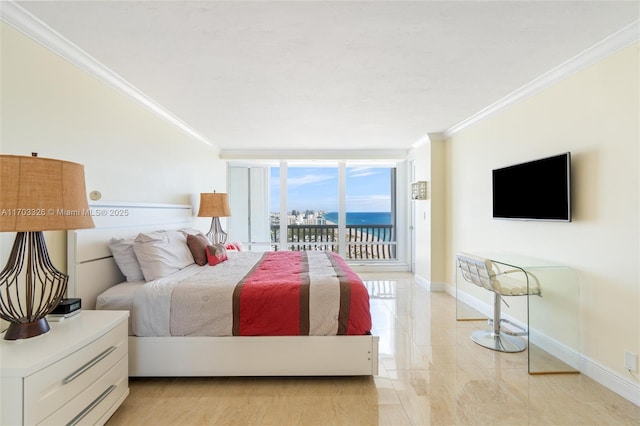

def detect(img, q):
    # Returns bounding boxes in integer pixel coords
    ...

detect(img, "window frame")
[227,159,409,268]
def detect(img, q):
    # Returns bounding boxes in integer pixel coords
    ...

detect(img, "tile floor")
[107,272,639,425]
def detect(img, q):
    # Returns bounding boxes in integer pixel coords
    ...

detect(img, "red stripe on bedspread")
[235,251,304,336]
[327,252,372,335]
[233,251,371,336]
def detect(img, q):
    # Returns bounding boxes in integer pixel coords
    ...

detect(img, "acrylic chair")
[456,252,541,353]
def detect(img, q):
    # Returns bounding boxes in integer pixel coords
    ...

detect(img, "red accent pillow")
[206,243,228,266]
[225,242,241,251]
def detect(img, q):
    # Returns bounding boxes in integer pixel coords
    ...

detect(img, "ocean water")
[324,212,391,225]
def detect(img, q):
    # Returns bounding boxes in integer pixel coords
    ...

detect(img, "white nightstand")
[1,310,129,425]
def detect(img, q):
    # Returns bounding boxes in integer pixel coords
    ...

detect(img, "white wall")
[411,143,431,281]
[1,23,227,271]
[411,139,446,287]
[444,43,639,390]
[431,141,446,285]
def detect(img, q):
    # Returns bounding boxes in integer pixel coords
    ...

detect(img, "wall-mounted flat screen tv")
[492,152,571,222]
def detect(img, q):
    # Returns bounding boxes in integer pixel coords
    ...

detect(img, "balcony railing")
[270,224,396,260]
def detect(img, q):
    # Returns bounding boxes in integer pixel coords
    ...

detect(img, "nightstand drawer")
[41,355,128,426]
[24,320,127,425]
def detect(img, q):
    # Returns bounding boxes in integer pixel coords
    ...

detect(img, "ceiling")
[10,1,640,154]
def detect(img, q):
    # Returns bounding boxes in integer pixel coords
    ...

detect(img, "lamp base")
[1,231,67,341]
[205,216,228,245]
[3,318,50,340]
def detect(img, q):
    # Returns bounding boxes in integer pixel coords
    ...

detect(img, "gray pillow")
[133,230,194,281]
[108,236,145,282]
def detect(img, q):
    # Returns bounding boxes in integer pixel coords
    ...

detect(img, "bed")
[67,202,379,377]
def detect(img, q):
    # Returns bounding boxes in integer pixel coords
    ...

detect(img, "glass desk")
[456,252,579,374]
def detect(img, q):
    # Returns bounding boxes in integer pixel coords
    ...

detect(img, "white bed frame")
[67,202,379,377]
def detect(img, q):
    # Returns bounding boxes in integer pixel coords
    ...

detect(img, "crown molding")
[427,133,445,143]
[410,134,430,149]
[4,1,636,149]
[0,1,216,151]
[220,149,409,161]
[443,19,640,138]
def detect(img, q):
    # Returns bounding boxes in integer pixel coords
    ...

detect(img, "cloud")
[287,173,335,188]
[348,167,379,178]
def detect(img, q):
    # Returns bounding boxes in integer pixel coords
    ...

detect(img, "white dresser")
[1,310,129,425]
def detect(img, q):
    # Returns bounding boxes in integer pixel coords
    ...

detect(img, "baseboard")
[528,328,580,371]
[430,281,447,291]
[350,263,411,273]
[452,286,493,318]
[455,288,579,367]
[580,355,640,407]
[414,275,446,292]
[451,285,640,407]
[443,283,456,298]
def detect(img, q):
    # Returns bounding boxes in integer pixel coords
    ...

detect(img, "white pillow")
[108,237,145,282]
[133,230,194,281]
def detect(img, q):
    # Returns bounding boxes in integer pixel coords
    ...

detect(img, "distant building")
[273,210,327,226]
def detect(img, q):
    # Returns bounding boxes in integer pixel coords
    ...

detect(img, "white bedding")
[97,250,371,338]
[95,279,141,335]
[97,252,259,336]
[136,252,261,336]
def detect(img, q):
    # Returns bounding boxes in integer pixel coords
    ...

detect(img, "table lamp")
[0,154,94,340]
[197,192,231,244]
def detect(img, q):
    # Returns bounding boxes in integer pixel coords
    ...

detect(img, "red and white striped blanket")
[131,251,372,337]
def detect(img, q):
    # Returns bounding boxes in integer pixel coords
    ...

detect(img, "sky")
[270,166,392,213]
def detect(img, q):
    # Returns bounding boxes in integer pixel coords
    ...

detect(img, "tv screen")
[492,152,571,221]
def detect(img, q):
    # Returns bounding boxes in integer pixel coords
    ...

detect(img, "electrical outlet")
[624,351,638,372]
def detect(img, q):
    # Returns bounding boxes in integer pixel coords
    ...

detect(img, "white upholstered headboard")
[67,202,194,309]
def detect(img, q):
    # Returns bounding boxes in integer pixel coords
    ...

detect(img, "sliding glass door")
[345,165,396,260]
[227,166,272,251]
[228,160,402,263]
[283,164,340,252]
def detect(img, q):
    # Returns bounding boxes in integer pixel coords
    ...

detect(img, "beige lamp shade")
[0,154,95,231]
[197,193,231,218]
